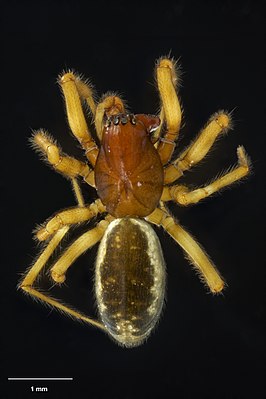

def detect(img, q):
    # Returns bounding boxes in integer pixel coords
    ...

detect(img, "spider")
[19,57,250,347]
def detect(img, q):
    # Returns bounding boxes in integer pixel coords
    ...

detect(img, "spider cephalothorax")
[20,57,250,347]
[95,113,163,217]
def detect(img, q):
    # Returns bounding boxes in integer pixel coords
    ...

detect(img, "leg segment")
[164,111,231,184]
[19,221,110,330]
[50,219,109,283]
[156,58,182,165]
[60,72,99,166]
[32,129,95,186]
[71,177,85,207]
[72,73,97,115]
[36,199,106,241]
[146,208,225,293]
[162,146,250,205]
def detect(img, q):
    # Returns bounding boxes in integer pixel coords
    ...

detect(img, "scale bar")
[8,378,73,381]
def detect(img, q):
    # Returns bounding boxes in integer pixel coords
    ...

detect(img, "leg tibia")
[71,177,85,207]
[59,71,96,115]
[20,224,106,330]
[162,146,250,205]
[36,199,106,241]
[164,111,231,184]
[20,227,69,288]
[60,72,98,166]
[50,219,109,283]
[162,216,225,293]
[156,58,182,165]
[146,208,224,293]
[73,76,96,115]
[32,130,94,185]
[156,58,181,134]
[22,286,105,330]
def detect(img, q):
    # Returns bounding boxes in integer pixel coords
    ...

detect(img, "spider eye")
[120,115,129,124]
[129,114,136,125]
[104,118,111,127]
[113,115,120,125]
[104,113,131,127]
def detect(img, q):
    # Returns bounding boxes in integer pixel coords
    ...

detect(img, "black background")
[1,1,265,398]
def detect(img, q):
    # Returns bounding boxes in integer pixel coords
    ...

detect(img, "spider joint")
[84,144,98,154]
[60,72,76,84]
[160,137,175,145]
[214,112,230,130]
[51,269,66,284]
[170,185,189,205]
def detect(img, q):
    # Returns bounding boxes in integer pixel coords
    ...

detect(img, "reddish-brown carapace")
[95,113,163,217]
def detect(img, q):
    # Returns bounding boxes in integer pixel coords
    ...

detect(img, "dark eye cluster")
[104,114,136,127]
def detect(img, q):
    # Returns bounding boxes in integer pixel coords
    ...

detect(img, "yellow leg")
[19,225,106,330]
[32,129,95,186]
[71,73,97,115]
[146,208,225,293]
[162,146,250,205]
[156,58,182,165]
[71,177,85,207]
[59,72,99,166]
[164,111,231,184]
[94,94,126,139]
[36,199,106,241]
[50,219,109,283]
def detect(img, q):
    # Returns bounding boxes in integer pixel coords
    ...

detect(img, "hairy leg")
[162,146,250,205]
[35,199,106,241]
[146,207,225,293]
[164,111,231,184]
[50,219,110,283]
[60,72,99,166]
[32,129,95,186]
[156,58,182,165]
[19,220,110,329]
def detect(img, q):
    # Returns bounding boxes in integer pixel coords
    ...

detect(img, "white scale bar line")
[8,377,73,381]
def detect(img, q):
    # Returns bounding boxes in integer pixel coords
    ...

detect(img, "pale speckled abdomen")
[95,218,166,347]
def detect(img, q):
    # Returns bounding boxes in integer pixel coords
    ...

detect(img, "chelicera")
[20,57,250,347]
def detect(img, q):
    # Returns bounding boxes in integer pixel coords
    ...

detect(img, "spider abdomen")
[95,218,166,347]
[94,114,164,218]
